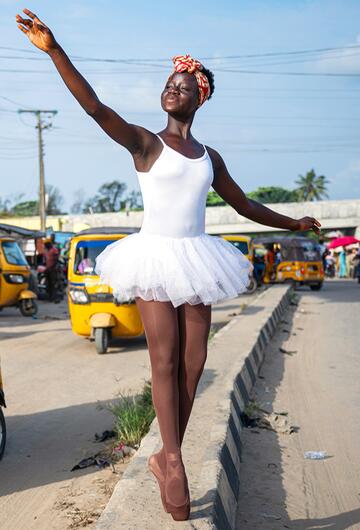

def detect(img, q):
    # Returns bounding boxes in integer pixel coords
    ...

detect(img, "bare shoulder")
[131,125,163,172]
[131,125,160,155]
[131,124,162,159]
[205,145,226,171]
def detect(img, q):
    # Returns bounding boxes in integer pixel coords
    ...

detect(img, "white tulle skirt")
[95,232,253,308]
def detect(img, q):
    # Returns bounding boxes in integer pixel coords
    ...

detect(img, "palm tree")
[295,169,330,201]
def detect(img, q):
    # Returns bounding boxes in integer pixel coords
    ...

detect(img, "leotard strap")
[156,134,207,158]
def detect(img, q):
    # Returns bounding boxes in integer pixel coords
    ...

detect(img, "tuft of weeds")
[108,379,155,449]
[208,326,217,342]
[243,399,262,417]
[289,291,299,306]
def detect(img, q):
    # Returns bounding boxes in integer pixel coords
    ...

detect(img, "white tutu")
[95,232,253,308]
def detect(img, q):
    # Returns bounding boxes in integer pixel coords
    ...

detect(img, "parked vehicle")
[0,237,38,316]
[220,235,258,293]
[67,228,144,354]
[254,235,324,290]
[0,360,6,460]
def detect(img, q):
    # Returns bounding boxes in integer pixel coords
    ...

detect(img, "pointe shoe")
[147,450,170,513]
[164,452,190,521]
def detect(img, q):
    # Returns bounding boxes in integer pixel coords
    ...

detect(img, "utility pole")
[18,109,57,232]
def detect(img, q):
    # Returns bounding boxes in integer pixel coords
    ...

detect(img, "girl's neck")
[164,114,195,140]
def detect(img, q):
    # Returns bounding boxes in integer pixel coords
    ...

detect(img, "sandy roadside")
[236,280,360,530]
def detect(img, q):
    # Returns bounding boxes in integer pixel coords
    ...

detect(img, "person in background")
[253,250,266,286]
[265,245,275,281]
[274,246,282,268]
[338,246,347,278]
[44,241,60,302]
[352,247,360,282]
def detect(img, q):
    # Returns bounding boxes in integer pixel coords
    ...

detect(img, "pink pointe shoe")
[147,450,170,513]
[164,451,190,521]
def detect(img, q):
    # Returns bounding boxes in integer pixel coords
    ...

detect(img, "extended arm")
[16,8,152,155]
[207,147,321,234]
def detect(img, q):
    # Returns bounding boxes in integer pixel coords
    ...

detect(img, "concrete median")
[95,284,292,530]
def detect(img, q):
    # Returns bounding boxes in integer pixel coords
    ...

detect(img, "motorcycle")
[36,259,66,301]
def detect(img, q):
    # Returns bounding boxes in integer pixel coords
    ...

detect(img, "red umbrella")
[327,236,360,249]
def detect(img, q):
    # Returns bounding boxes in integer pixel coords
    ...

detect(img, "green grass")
[108,379,155,448]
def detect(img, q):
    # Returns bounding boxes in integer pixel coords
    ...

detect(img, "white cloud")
[94,78,162,114]
[315,35,360,74]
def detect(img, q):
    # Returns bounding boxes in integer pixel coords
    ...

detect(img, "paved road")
[236,280,360,530]
[0,289,259,529]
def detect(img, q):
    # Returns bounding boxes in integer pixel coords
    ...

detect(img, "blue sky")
[1,0,360,211]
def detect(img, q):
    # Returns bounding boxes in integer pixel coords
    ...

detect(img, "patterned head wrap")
[170,54,211,107]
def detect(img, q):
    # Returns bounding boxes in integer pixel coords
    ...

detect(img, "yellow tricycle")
[0,236,38,316]
[254,235,324,290]
[68,228,144,354]
[221,234,257,293]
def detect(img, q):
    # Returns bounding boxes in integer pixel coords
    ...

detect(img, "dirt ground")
[0,290,259,530]
[236,280,360,530]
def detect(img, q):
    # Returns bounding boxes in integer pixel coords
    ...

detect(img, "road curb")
[95,285,292,530]
[201,286,291,530]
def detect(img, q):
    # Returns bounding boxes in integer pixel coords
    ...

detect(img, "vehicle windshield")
[298,241,321,261]
[228,240,249,255]
[74,240,116,275]
[1,240,28,266]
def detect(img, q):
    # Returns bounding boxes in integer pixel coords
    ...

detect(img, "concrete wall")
[1,199,360,236]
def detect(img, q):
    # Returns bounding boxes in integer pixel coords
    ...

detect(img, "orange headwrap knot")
[171,54,211,107]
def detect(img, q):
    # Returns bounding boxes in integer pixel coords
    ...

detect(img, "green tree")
[125,190,143,210]
[84,181,127,213]
[295,169,329,201]
[206,191,226,207]
[11,200,39,216]
[247,186,300,204]
[46,185,64,215]
[0,198,11,216]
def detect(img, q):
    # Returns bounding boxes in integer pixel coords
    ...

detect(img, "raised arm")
[207,147,321,234]
[15,8,152,155]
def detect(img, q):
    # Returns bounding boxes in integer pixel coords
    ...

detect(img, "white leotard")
[136,134,214,238]
[95,133,252,307]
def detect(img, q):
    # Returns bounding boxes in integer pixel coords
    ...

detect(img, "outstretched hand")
[294,216,322,235]
[16,8,57,53]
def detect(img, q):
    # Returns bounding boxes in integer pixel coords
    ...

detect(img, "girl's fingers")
[23,8,47,27]
[16,17,33,27]
[17,24,29,34]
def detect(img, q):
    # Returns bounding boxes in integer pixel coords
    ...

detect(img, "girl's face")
[161,72,199,115]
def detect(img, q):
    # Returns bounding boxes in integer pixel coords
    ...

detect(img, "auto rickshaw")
[253,235,324,290]
[221,234,257,293]
[68,227,144,354]
[0,360,6,460]
[0,237,38,316]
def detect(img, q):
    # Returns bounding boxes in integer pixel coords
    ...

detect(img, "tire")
[94,328,110,354]
[246,276,258,294]
[19,299,38,317]
[310,282,323,291]
[0,408,6,461]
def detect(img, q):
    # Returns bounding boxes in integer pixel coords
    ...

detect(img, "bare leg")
[135,297,181,453]
[178,302,212,445]
[135,297,188,513]
[156,302,211,461]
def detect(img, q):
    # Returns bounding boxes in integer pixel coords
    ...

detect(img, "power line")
[2,43,359,62]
